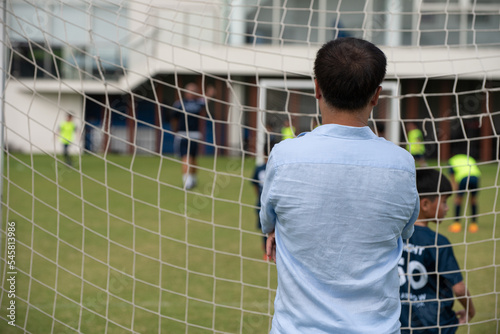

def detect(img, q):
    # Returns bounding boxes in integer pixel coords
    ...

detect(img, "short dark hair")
[314,37,387,110]
[416,169,452,199]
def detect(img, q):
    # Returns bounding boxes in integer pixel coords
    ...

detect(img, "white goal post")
[256,79,400,165]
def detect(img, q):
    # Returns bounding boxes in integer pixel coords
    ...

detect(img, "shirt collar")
[311,124,378,140]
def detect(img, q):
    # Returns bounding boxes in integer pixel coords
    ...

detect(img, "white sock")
[184,174,196,189]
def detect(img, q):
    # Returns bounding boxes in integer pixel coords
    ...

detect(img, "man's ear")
[314,78,322,100]
[370,86,383,106]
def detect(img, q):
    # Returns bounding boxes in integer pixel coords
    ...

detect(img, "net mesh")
[0,1,499,333]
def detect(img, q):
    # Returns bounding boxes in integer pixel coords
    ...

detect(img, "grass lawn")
[0,153,498,333]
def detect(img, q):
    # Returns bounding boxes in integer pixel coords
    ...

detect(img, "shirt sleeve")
[402,173,420,239]
[259,154,277,234]
[438,237,463,286]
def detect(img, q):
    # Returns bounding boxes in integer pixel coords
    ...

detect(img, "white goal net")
[0,0,499,333]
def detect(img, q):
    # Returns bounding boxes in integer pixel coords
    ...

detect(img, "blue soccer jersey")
[399,225,463,334]
[251,163,266,208]
[173,98,206,133]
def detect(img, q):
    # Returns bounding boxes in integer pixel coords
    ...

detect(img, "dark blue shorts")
[458,176,479,196]
[177,137,198,157]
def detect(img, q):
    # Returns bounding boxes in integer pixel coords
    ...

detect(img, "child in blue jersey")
[251,162,267,259]
[251,137,277,260]
[399,169,475,333]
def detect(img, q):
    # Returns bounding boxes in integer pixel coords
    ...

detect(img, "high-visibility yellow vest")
[281,126,295,140]
[449,154,481,183]
[406,128,425,155]
[60,121,76,144]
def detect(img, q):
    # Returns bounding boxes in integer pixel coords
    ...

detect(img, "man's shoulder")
[271,130,416,171]
[385,139,417,166]
[269,134,309,156]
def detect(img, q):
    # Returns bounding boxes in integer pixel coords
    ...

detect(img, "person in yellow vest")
[448,154,481,233]
[406,122,427,166]
[59,113,77,166]
[281,119,295,140]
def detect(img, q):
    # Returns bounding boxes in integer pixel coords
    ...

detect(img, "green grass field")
[0,153,498,333]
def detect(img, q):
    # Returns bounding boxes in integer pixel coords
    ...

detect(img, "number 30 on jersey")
[398,257,428,289]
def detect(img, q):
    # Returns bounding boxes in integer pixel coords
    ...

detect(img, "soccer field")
[1,153,276,333]
[0,153,498,333]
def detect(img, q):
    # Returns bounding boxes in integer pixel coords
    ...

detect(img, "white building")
[4,0,500,160]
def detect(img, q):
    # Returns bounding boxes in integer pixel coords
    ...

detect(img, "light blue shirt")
[260,124,419,334]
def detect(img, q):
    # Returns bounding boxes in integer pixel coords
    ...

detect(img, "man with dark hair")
[314,38,387,110]
[260,37,419,333]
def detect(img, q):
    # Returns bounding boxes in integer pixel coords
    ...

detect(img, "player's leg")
[454,194,462,221]
[470,195,478,221]
[448,194,463,232]
[181,155,189,179]
[179,138,193,189]
[63,143,72,166]
[449,178,466,233]
[183,155,196,189]
[468,176,479,233]
[187,141,199,189]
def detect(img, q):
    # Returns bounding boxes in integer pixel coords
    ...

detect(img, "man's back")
[260,124,419,333]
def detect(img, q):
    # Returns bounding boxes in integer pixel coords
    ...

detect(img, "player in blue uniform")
[251,137,278,260]
[251,163,267,258]
[399,169,475,333]
[172,83,214,189]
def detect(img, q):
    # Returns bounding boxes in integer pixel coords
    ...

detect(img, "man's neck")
[323,112,369,127]
[321,107,371,127]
